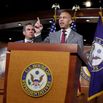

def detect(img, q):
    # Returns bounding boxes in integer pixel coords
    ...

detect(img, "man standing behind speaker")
[18,17,43,43]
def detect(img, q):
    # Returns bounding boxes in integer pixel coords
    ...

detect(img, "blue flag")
[88,15,103,101]
[49,19,56,33]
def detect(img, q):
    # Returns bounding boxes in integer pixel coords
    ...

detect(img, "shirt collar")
[61,27,71,40]
[24,38,33,43]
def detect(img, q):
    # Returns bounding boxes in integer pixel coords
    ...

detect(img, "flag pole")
[72,4,83,97]
[52,3,60,22]
[99,6,103,22]
[72,5,80,21]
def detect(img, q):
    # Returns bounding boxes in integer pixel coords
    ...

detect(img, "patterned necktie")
[61,29,66,43]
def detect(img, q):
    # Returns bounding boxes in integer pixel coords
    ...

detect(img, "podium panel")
[6,50,70,103]
[3,43,81,103]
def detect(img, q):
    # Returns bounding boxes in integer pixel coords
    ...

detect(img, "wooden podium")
[3,42,82,103]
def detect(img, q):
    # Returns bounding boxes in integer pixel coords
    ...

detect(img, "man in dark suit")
[18,17,43,43]
[44,10,83,54]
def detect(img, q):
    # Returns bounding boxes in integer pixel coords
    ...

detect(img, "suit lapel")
[56,31,61,43]
[51,30,61,43]
[66,30,74,43]
[23,40,25,43]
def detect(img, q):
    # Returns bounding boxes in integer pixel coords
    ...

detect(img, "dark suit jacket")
[17,35,42,43]
[44,29,83,54]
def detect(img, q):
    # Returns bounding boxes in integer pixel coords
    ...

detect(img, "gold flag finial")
[52,3,60,22]
[72,5,80,20]
[99,6,103,22]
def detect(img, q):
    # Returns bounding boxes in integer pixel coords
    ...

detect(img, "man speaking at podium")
[44,10,83,54]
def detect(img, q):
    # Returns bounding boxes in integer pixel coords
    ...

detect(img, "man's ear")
[69,20,73,24]
[23,31,25,36]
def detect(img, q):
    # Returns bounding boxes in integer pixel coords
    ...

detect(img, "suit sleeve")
[43,36,50,43]
[77,35,84,56]
[33,35,42,43]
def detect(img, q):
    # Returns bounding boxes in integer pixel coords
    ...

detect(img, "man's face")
[91,42,103,66]
[59,12,72,29]
[23,25,35,39]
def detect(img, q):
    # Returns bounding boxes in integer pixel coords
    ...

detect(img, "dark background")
[0,0,102,16]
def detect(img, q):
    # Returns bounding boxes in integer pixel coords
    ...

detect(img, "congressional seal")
[21,63,53,97]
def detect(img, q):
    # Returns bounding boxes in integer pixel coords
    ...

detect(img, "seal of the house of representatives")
[21,63,53,97]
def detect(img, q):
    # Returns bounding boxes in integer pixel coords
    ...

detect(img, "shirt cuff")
[34,33,41,37]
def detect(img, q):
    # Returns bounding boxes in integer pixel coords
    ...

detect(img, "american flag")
[70,20,77,31]
[49,19,56,33]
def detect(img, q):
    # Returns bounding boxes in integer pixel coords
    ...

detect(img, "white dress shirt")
[24,38,33,43]
[60,27,71,42]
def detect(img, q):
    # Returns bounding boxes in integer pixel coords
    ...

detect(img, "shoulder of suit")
[16,40,23,42]
[49,30,60,35]
[71,29,83,37]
